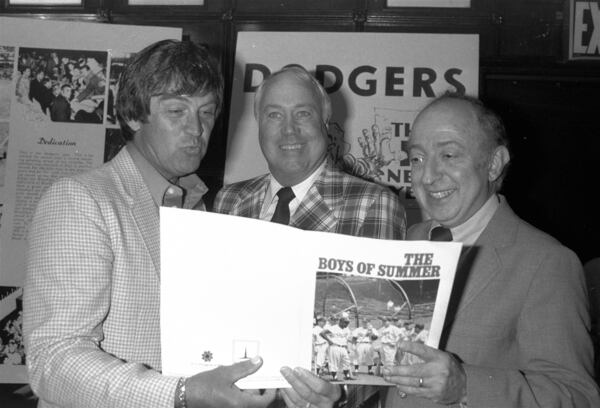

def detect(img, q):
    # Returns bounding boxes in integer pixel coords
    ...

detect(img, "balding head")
[408,93,510,227]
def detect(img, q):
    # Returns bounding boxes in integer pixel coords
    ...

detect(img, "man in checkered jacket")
[24,39,281,408]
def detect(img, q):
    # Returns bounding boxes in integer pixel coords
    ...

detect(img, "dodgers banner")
[225,32,479,199]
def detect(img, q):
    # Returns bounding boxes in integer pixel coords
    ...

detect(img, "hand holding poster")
[160,208,462,388]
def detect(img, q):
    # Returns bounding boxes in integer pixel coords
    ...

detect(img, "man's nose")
[186,111,203,136]
[422,158,441,184]
[282,116,297,136]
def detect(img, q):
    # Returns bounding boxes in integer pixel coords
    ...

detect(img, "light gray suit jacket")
[385,197,599,407]
[24,148,179,408]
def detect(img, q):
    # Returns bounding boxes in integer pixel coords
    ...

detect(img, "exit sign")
[569,0,600,59]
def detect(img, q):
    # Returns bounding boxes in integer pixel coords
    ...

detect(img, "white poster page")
[225,32,478,199]
[160,208,462,388]
[0,16,181,383]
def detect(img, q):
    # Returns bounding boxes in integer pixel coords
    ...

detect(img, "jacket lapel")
[292,163,338,232]
[419,200,516,348]
[114,148,161,278]
[236,176,269,219]
[132,193,161,277]
[453,199,515,315]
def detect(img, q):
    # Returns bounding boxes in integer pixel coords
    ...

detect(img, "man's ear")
[488,145,510,183]
[126,120,141,133]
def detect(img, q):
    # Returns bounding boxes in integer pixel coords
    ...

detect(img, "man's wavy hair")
[116,39,224,140]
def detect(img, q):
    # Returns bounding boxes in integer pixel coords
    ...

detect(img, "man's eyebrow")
[262,102,317,110]
[435,140,463,148]
[155,94,214,103]
[154,93,188,101]
[199,100,217,107]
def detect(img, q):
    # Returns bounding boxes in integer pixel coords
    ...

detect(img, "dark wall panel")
[484,75,600,264]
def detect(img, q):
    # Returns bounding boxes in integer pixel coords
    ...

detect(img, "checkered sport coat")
[24,147,180,408]
[213,161,406,240]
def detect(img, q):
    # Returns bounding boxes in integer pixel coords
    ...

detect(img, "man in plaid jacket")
[213,65,406,407]
[214,66,405,240]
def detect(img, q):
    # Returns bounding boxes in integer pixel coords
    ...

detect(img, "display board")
[0,15,181,383]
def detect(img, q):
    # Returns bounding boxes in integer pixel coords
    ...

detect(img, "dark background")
[1,0,599,404]
[3,0,597,262]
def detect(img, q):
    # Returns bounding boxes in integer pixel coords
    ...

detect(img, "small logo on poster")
[202,351,213,362]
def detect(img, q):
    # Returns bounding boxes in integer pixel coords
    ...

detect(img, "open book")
[160,208,461,389]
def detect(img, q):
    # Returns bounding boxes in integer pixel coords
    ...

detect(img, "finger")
[225,356,264,383]
[382,372,425,389]
[279,386,303,407]
[281,366,340,402]
[396,340,437,361]
[382,364,424,379]
[293,367,340,398]
[281,367,311,398]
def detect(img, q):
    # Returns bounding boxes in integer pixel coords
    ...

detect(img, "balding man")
[382,93,599,407]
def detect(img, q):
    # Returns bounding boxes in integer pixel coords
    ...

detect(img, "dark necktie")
[430,226,453,241]
[270,187,295,225]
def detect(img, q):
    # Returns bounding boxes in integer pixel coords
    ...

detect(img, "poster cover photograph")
[312,270,441,385]
[160,208,462,388]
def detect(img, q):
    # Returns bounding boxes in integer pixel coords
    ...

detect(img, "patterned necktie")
[430,226,453,241]
[270,187,295,225]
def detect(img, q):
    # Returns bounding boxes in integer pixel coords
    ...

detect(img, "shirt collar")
[265,159,327,207]
[432,194,500,245]
[126,143,207,209]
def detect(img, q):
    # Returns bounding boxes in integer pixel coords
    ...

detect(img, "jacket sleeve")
[24,179,178,408]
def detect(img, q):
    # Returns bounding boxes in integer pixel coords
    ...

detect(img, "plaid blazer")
[213,161,406,240]
[24,147,180,408]
[384,197,600,408]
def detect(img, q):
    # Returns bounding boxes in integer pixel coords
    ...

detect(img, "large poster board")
[0,16,181,383]
[160,208,462,388]
[225,32,479,200]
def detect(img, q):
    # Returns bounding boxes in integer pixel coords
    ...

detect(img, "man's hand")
[383,341,466,405]
[279,366,341,408]
[185,356,276,408]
